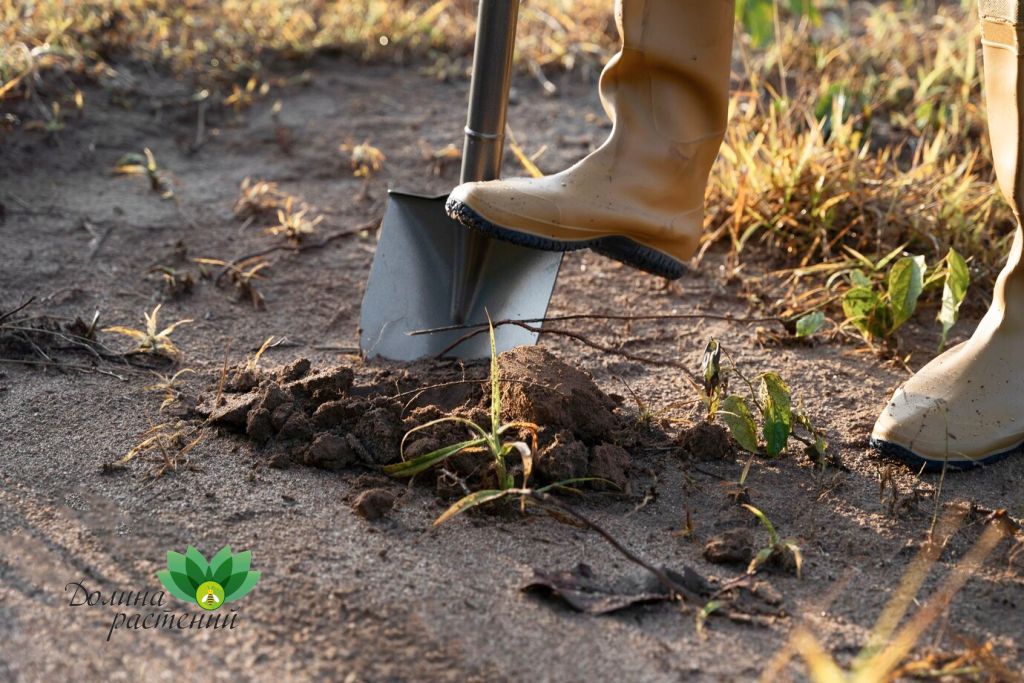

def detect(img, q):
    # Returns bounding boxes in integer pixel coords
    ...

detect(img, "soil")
[1,56,1023,682]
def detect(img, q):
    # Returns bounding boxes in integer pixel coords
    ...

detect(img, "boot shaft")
[981,1,1024,214]
[599,0,735,145]
[980,1,1024,301]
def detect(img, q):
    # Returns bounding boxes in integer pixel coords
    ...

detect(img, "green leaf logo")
[157,546,260,609]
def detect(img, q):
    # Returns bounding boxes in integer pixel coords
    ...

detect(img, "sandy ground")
[1,57,1023,682]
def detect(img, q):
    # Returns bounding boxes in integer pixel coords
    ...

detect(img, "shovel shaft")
[460,0,519,183]
[451,0,520,322]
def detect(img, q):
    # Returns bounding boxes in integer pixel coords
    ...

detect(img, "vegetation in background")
[2,1,1007,349]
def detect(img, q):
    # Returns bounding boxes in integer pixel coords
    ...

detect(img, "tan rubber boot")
[871,0,1024,470]
[445,0,735,279]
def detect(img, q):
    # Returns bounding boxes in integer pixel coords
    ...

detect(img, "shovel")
[359,0,563,361]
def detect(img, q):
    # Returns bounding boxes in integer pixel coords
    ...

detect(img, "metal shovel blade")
[359,190,562,361]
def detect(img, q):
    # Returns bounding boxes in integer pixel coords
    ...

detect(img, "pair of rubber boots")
[445,0,1024,470]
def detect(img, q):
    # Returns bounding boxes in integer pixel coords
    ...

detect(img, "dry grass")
[1,0,1015,316]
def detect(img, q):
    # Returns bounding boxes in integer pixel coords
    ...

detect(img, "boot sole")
[446,198,687,280]
[869,436,1023,472]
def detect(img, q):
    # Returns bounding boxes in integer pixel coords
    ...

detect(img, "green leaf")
[488,314,501,442]
[743,504,780,546]
[434,489,513,526]
[759,373,792,457]
[794,311,826,338]
[737,0,775,47]
[719,395,760,454]
[938,248,969,349]
[223,571,261,602]
[748,546,775,575]
[383,437,486,477]
[157,569,195,603]
[696,600,724,637]
[795,410,827,457]
[185,546,210,584]
[848,268,872,287]
[209,546,233,585]
[167,550,188,577]
[887,255,925,331]
[842,286,889,339]
[701,339,722,395]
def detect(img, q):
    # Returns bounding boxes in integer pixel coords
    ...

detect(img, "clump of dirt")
[675,421,735,462]
[703,527,755,566]
[198,346,655,495]
[352,488,396,521]
[499,346,619,444]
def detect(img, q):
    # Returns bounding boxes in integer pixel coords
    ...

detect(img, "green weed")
[701,339,827,458]
[384,317,593,525]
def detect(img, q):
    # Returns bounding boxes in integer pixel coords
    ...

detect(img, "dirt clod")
[351,406,403,465]
[703,528,755,565]
[305,433,356,471]
[589,443,631,491]
[676,421,734,461]
[352,488,396,521]
[499,346,618,444]
[535,430,589,483]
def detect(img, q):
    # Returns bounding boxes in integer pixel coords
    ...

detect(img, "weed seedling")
[194,257,270,309]
[233,177,290,221]
[266,197,322,245]
[385,318,593,524]
[104,304,192,358]
[700,338,827,459]
[743,503,803,578]
[839,246,970,349]
[114,148,173,199]
[149,265,195,298]
[145,368,195,412]
[342,140,386,179]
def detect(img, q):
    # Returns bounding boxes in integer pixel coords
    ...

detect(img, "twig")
[0,357,128,380]
[411,312,788,337]
[436,320,702,387]
[0,297,35,324]
[528,491,701,602]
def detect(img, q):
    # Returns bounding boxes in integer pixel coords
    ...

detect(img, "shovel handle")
[460,0,519,183]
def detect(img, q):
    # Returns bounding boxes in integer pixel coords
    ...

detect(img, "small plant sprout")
[146,368,195,412]
[244,336,274,374]
[233,177,290,221]
[148,265,195,298]
[114,148,173,199]
[104,304,193,358]
[193,257,270,309]
[222,76,266,113]
[742,504,803,578]
[839,246,970,348]
[108,420,204,477]
[265,197,323,245]
[385,317,593,525]
[342,140,386,179]
[700,339,827,459]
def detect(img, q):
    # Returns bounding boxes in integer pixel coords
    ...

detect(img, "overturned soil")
[2,56,1023,682]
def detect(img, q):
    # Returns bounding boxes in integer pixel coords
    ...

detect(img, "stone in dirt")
[352,488,396,521]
